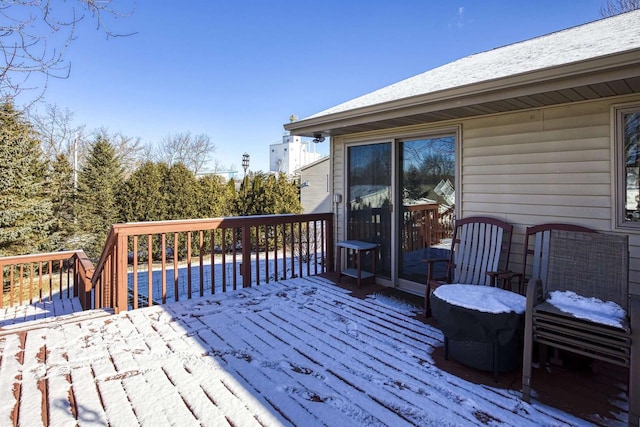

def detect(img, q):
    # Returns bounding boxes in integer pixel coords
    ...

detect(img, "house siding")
[299,158,331,214]
[331,95,640,295]
[462,96,640,295]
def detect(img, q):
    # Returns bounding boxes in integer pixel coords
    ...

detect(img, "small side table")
[336,240,378,288]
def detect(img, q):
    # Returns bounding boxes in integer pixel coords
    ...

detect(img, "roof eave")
[284,48,640,137]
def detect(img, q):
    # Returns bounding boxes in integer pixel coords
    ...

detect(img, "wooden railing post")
[116,233,128,313]
[241,225,252,288]
[327,215,334,273]
[73,251,95,310]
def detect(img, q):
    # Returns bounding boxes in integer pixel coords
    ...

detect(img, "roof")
[285,10,640,137]
[297,154,329,172]
[0,277,612,425]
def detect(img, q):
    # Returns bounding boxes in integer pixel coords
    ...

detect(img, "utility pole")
[73,133,78,190]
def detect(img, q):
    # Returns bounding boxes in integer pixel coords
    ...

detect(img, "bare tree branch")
[29,102,85,160]
[0,0,135,103]
[157,131,217,175]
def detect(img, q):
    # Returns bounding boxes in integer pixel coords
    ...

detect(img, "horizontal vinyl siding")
[300,160,330,214]
[328,95,640,295]
[462,98,640,294]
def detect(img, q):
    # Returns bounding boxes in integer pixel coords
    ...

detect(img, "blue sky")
[39,0,604,172]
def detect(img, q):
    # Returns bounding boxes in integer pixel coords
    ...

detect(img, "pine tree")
[161,163,198,220]
[265,173,302,214]
[0,103,53,256]
[197,174,232,218]
[47,153,76,249]
[75,133,124,259]
[226,178,238,215]
[118,161,165,222]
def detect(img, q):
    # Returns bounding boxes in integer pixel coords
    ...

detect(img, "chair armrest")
[498,271,523,293]
[422,258,449,282]
[525,277,544,307]
[486,270,512,288]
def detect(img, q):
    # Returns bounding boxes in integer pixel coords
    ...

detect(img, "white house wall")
[330,94,640,295]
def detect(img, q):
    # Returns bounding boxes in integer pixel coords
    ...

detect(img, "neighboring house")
[298,156,331,213]
[269,134,323,175]
[284,10,640,296]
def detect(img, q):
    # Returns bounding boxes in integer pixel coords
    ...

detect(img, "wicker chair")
[521,230,638,426]
[505,223,596,294]
[423,216,513,317]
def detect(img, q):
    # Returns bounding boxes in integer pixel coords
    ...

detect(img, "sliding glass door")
[346,143,392,279]
[345,132,456,289]
[398,136,455,283]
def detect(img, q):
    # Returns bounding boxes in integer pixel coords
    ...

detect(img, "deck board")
[0,297,87,329]
[0,276,629,426]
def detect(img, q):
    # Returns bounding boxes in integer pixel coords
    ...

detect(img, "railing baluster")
[273,224,278,282]
[210,229,216,294]
[199,230,204,297]
[9,266,14,306]
[265,225,270,284]
[38,261,43,302]
[19,264,24,306]
[133,235,138,310]
[222,228,227,293]
[298,221,303,279]
[187,231,192,299]
[173,232,179,302]
[147,234,153,307]
[254,226,260,286]
[161,233,167,304]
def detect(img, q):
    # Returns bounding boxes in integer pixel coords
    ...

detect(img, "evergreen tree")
[0,103,53,255]
[118,161,166,222]
[75,133,124,259]
[197,174,232,218]
[260,173,302,215]
[235,172,302,216]
[161,163,198,220]
[226,178,238,215]
[47,154,76,250]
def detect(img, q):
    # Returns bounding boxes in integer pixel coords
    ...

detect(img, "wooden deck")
[1,297,85,328]
[0,276,630,426]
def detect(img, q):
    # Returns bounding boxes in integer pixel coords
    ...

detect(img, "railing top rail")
[111,213,334,236]
[93,227,118,280]
[405,203,440,212]
[0,250,83,266]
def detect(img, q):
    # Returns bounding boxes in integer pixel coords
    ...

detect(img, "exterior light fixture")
[312,133,325,143]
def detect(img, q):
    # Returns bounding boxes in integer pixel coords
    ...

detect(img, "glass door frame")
[341,126,461,293]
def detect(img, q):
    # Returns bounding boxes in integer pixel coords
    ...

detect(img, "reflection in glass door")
[398,136,455,283]
[347,143,392,279]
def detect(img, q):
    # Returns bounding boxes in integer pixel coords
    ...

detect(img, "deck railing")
[403,203,454,251]
[0,251,94,310]
[92,213,334,313]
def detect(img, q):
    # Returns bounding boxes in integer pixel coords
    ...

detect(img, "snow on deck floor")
[0,297,84,327]
[0,276,601,426]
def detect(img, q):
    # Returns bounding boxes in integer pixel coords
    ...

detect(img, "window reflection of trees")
[624,111,640,220]
[402,137,455,205]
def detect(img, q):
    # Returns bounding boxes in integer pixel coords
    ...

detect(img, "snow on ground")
[0,276,608,426]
